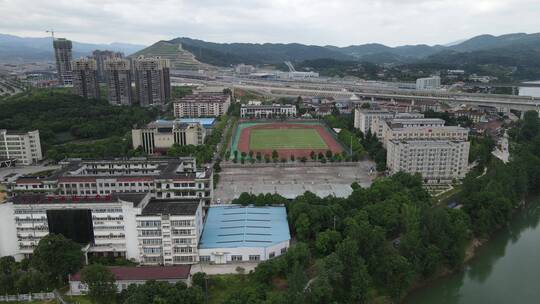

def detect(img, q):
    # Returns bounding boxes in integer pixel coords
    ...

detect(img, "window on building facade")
[249,255,260,261]
[231,255,242,261]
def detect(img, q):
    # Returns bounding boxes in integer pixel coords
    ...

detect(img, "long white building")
[0,193,203,265]
[240,104,296,118]
[132,120,206,155]
[0,130,43,165]
[5,157,213,207]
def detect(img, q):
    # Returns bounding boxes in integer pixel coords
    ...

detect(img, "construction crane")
[45,29,55,40]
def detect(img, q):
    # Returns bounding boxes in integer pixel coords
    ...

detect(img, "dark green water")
[406,201,540,304]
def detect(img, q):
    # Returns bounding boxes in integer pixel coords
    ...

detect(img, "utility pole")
[350,135,353,156]
[46,29,55,40]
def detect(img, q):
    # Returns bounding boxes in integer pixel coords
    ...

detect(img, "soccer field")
[248,128,328,150]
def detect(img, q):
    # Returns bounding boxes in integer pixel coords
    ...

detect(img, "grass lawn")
[63,295,93,304]
[249,128,328,150]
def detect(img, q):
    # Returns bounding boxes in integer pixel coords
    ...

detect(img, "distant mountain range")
[3,32,540,80]
[130,33,540,72]
[0,34,146,63]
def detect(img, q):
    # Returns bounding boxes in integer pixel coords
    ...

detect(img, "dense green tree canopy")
[81,264,118,304]
[31,234,84,284]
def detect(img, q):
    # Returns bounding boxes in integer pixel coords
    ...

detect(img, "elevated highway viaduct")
[233,84,540,115]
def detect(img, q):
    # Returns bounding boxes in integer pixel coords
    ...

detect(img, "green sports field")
[248,128,328,150]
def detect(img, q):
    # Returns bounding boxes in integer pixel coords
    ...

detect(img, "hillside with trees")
[0,89,158,160]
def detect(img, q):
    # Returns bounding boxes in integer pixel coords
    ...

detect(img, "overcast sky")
[0,0,538,47]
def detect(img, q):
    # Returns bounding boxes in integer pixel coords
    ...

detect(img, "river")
[405,199,540,304]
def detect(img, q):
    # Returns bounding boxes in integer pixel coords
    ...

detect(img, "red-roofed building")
[69,265,191,295]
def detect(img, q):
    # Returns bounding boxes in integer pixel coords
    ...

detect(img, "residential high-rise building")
[134,56,171,107]
[72,58,100,99]
[92,50,124,82]
[0,130,42,165]
[53,38,73,86]
[105,58,133,106]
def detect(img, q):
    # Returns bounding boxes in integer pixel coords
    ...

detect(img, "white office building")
[132,120,206,155]
[386,140,470,183]
[173,93,231,118]
[0,193,203,265]
[235,64,255,75]
[353,109,424,135]
[383,118,470,183]
[416,76,441,90]
[0,130,43,165]
[0,193,148,260]
[240,104,297,118]
[137,200,203,265]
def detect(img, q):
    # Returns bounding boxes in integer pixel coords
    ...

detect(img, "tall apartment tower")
[72,58,100,99]
[105,58,133,106]
[92,50,124,82]
[53,38,73,86]
[133,56,171,107]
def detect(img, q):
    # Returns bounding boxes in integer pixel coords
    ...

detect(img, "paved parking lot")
[215,161,376,203]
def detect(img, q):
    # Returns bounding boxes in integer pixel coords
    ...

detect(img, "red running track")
[237,123,344,159]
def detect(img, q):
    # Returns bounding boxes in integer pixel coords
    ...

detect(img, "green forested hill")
[0,89,158,159]
[157,37,354,66]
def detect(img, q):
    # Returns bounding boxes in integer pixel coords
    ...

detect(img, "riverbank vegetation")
[461,111,540,237]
